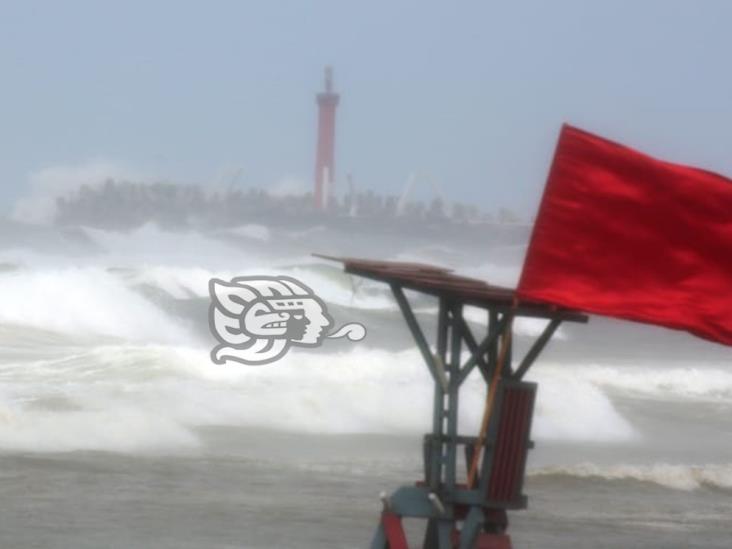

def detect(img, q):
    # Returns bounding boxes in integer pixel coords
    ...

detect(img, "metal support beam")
[488,310,499,377]
[429,297,450,491]
[455,315,508,386]
[423,299,450,546]
[452,314,491,383]
[446,302,462,491]
[391,284,441,385]
[511,319,562,380]
[504,318,514,377]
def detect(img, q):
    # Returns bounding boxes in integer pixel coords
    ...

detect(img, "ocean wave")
[129,261,397,310]
[527,371,637,441]
[461,307,568,340]
[0,399,199,454]
[0,344,639,453]
[129,265,234,299]
[460,260,523,288]
[582,365,732,401]
[0,267,191,344]
[221,224,271,241]
[529,462,732,491]
[532,363,732,403]
[286,264,396,310]
[285,225,327,239]
[84,223,264,268]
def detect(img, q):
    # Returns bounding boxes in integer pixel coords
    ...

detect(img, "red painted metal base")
[379,511,513,549]
[381,512,409,549]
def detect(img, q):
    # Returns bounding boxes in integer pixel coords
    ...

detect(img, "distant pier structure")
[313,66,340,210]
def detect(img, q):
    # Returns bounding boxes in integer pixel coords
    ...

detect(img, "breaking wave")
[84,223,256,268]
[0,267,191,344]
[128,262,396,310]
[532,363,732,403]
[0,225,726,463]
[0,344,641,453]
[221,224,271,241]
[580,365,732,402]
[530,462,732,491]
[526,370,637,441]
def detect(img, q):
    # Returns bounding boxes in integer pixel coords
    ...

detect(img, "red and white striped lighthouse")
[313,66,340,210]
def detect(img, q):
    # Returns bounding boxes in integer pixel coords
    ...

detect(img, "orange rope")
[466,317,513,488]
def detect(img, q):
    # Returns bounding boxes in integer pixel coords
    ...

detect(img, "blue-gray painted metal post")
[432,298,449,491]
[488,310,498,377]
[446,302,462,492]
[512,318,562,380]
[391,284,442,387]
[455,315,507,386]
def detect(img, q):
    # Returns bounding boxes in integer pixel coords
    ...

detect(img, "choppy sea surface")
[0,220,730,548]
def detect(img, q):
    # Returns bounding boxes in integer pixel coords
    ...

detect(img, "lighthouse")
[313,66,340,210]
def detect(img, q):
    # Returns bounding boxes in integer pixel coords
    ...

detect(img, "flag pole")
[467,315,513,488]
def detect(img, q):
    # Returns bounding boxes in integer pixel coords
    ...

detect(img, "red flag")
[517,125,732,346]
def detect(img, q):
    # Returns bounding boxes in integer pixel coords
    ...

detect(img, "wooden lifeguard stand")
[319,255,587,549]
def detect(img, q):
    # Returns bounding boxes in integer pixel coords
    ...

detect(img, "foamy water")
[0,221,730,549]
[0,224,728,460]
[530,462,732,491]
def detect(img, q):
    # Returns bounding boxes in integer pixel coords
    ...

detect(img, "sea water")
[0,222,730,548]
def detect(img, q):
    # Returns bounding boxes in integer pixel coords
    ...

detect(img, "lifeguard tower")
[319,255,587,549]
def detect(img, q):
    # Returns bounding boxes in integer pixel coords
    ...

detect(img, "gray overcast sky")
[2,0,732,217]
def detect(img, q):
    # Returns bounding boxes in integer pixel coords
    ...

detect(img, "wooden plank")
[317,254,589,323]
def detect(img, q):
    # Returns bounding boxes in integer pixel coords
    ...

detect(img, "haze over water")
[0,217,729,547]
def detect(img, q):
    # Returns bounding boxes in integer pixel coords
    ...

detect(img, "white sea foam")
[0,343,643,453]
[287,266,396,310]
[0,267,191,344]
[0,228,724,456]
[581,365,732,401]
[0,265,724,454]
[462,307,568,340]
[530,462,732,491]
[128,261,395,310]
[130,265,234,299]
[285,225,327,239]
[250,353,626,441]
[205,262,396,310]
[527,370,637,441]
[533,363,732,403]
[224,224,271,241]
[0,397,199,453]
[84,223,261,269]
